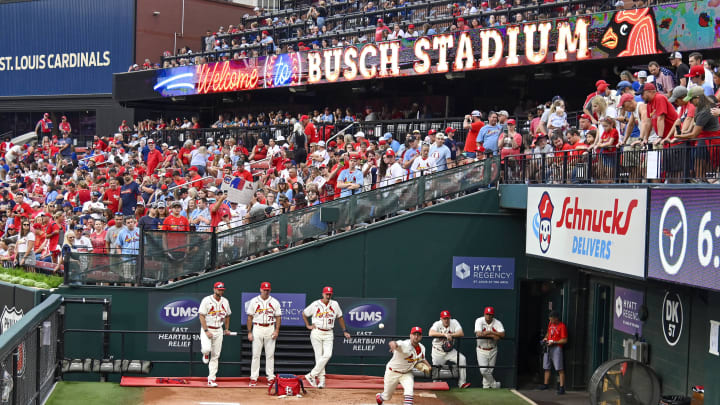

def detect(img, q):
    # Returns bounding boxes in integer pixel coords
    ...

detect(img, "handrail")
[0,294,63,360]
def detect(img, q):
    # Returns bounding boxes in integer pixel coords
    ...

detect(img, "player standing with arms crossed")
[429,310,471,388]
[303,286,351,388]
[246,281,282,387]
[474,306,505,389]
[199,282,232,387]
[376,326,431,405]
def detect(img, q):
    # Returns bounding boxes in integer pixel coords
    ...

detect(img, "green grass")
[438,388,530,405]
[45,382,144,405]
[0,267,63,288]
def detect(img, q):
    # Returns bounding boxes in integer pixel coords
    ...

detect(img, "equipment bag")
[268,374,306,396]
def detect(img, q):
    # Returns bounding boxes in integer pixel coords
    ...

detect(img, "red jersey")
[464,121,484,153]
[252,145,268,161]
[600,128,619,153]
[646,93,679,139]
[179,147,194,165]
[103,187,121,213]
[162,215,189,231]
[45,221,61,251]
[547,321,568,346]
[210,203,231,227]
[147,149,163,175]
[305,122,319,145]
[59,122,71,133]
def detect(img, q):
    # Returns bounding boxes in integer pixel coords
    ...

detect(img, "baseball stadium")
[1,0,720,404]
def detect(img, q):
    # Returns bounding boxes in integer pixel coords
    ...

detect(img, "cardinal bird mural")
[598,8,665,57]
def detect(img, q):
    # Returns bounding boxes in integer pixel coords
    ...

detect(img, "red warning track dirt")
[144,387,447,405]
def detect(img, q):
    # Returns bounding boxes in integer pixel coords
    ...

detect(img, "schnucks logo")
[160,299,200,324]
[346,304,385,328]
[538,191,554,253]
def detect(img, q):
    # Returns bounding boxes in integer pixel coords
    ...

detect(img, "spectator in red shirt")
[163,201,190,231]
[462,110,484,158]
[210,194,231,228]
[375,18,391,41]
[179,140,194,166]
[596,117,620,183]
[643,83,678,142]
[539,311,568,394]
[583,80,611,124]
[146,139,163,174]
[103,177,121,214]
[12,192,32,232]
[303,115,320,145]
[249,139,268,162]
[59,116,71,135]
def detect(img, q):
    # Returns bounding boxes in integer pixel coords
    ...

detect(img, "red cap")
[33,223,44,230]
[507,119,516,125]
[214,282,226,290]
[349,152,360,160]
[440,310,451,319]
[322,286,333,295]
[685,65,705,78]
[457,17,464,22]
[300,114,309,121]
[262,30,269,35]
[377,18,383,23]
[484,306,495,315]
[189,166,199,172]
[580,113,592,120]
[428,129,437,135]
[379,139,387,145]
[44,113,49,117]
[618,93,635,108]
[595,79,608,87]
[445,127,456,133]
[385,149,395,158]
[597,83,609,92]
[643,83,656,92]
[408,24,415,29]
[62,116,67,120]
[482,1,488,5]
[260,281,271,290]
[410,326,423,334]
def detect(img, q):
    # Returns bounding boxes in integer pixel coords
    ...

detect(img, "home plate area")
[131,374,449,405]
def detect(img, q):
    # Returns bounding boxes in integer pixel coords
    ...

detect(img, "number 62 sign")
[662,292,683,346]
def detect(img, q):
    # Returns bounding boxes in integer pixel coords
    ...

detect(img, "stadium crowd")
[150,0,651,68]
[3,50,720,278]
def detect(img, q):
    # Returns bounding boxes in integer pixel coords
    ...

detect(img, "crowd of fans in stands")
[148,0,648,69]
[5,50,720,277]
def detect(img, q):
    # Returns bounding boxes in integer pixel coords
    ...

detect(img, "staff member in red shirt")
[643,83,678,142]
[538,311,568,394]
[462,110,484,158]
[59,116,71,135]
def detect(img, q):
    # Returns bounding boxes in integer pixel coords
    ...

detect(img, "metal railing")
[64,157,500,286]
[501,138,720,184]
[0,295,63,405]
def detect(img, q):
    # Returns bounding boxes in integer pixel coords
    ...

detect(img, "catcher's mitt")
[415,362,431,376]
[442,340,454,353]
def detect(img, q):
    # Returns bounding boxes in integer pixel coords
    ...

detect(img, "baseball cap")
[214,282,226,290]
[471,110,481,117]
[300,114,309,121]
[507,119,516,125]
[669,51,682,60]
[170,201,182,207]
[436,133,446,140]
[189,166,198,172]
[444,127,456,133]
[318,140,326,147]
[260,281,271,290]
[440,310,451,319]
[615,80,632,96]
[92,191,102,197]
[382,132,392,140]
[412,129,421,134]
[668,86,688,103]
[685,65,705,78]
[322,286,333,294]
[643,83,656,92]
[484,306,495,315]
[597,82,609,92]
[354,131,365,138]
[385,149,396,158]
[498,110,509,117]
[580,113,592,120]
[410,326,423,334]
[157,202,166,208]
[618,93,636,108]
[637,70,648,78]
[33,223,43,230]
[683,86,706,102]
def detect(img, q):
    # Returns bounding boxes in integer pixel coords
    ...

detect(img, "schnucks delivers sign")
[526,187,647,277]
[143,3,719,99]
[648,189,720,291]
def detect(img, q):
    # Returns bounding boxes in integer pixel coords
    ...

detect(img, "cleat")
[376,393,384,404]
[304,374,317,388]
[460,383,471,389]
[202,353,209,364]
[249,379,257,387]
[207,380,218,387]
[318,379,325,389]
[557,386,566,395]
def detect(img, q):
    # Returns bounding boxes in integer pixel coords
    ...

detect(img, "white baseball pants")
[200,328,224,381]
[431,349,467,387]
[250,325,277,380]
[308,328,334,379]
[476,347,498,388]
[379,367,414,403]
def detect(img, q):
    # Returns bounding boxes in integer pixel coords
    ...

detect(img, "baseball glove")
[442,340,454,353]
[414,362,431,376]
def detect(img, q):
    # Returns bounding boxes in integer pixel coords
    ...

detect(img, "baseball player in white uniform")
[302,286,351,388]
[199,281,232,387]
[474,306,505,389]
[428,310,470,388]
[246,281,282,387]
[376,326,430,405]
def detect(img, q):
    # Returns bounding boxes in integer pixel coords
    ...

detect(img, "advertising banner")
[147,293,205,352]
[240,292,306,327]
[451,257,515,289]
[526,187,647,277]
[0,0,134,96]
[142,4,720,100]
[648,189,720,291]
[613,286,644,335]
[334,297,397,357]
